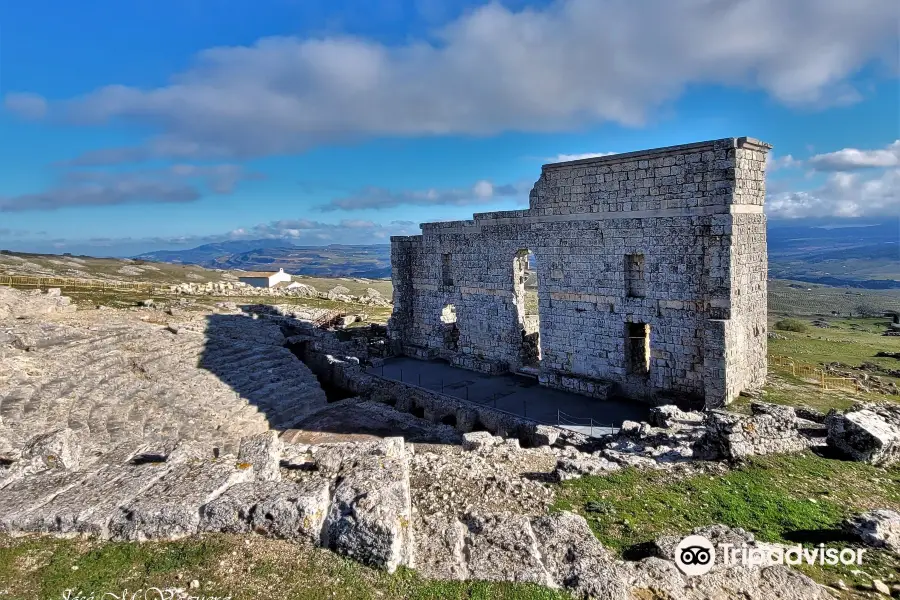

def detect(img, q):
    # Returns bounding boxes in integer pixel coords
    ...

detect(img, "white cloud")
[548,151,617,163]
[0,164,261,212]
[807,140,900,171]
[8,0,897,162]
[318,179,524,211]
[4,92,47,120]
[767,153,802,171]
[767,168,899,218]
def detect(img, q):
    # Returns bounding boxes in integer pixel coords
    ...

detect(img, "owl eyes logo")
[675,535,716,576]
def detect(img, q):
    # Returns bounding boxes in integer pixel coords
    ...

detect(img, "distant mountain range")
[135,241,392,278]
[766,219,899,289]
[134,219,899,288]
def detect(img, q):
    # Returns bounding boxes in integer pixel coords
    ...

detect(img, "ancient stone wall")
[388,138,770,407]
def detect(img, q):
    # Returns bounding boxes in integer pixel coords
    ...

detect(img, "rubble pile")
[167,280,392,307]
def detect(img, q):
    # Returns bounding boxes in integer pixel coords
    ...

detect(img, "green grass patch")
[553,453,900,592]
[0,535,572,600]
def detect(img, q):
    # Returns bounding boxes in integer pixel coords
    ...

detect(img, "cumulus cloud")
[806,140,900,171]
[767,168,899,219]
[318,179,524,211]
[8,0,897,163]
[0,164,261,212]
[767,153,802,171]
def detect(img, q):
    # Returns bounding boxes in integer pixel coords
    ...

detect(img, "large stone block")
[201,479,330,542]
[109,458,255,541]
[826,407,900,466]
[321,454,413,573]
[238,431,283,482]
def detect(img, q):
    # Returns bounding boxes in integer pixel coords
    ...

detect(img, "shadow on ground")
[196,312,461,446]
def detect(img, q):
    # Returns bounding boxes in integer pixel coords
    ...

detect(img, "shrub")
[775,318,809,333]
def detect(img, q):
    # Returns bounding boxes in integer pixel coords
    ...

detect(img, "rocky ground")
[1,286,898,599]
[0,288,327,459]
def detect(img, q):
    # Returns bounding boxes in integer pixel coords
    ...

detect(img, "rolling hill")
[130,219,898,287]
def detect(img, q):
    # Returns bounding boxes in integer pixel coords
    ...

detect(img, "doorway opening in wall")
[440,303,459,351]
[626,322,651,375]
[513,249,542,370]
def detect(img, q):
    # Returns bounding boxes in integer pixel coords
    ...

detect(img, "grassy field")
[0,251,227,285]
[553,454,900,594]
[768,279,900,317]
[292,275,393,299]
[0,251,394,300]
[0,535,570,600]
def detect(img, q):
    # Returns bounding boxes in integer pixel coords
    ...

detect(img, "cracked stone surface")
[109,457,256,541]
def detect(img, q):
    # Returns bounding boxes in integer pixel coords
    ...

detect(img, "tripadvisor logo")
[675,535,716,576]
[674,534,866,576]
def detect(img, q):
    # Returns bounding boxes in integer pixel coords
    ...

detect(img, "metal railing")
[372,364,563,425]
[556,409,618,437]
[771,355,874,394]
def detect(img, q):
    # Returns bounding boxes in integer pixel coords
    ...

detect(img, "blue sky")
[1,0,898,256]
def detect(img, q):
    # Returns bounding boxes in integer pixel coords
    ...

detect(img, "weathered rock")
[321,453,413,573]
[795,406,827,424]
[530,512,630,599]
[19,428,83,474]
[327,286,351,300]
[528,424,560,447]
[699,408,809,460]
[844,509,900,554]
[619,420,644,436]
[109,458,255,541]
[648,404,703,428]
[637,525,832,600]
[462,431,501,452]
[238,431,283,482]
[459,513,553,587]
[0,286,76,320]
[0,470,90,533]
[750,401,796,421]
[826,407,900,465]
[11,445,175,537]
[553,453,621,481]
[413,515,471,580]
[202,479,330,542]
[312,437,406,475]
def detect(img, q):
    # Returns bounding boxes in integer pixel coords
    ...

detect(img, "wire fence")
[770,355,871,394]
[0,274,156,293]
[556,409,618,437]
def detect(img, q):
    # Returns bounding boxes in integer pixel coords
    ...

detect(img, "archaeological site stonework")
[388,137,770,408]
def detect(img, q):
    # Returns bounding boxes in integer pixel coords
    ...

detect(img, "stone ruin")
[388,137,770,408]
[2,285,899,599]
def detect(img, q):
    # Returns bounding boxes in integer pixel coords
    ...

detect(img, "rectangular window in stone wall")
[625,253,646,298]
[442,253,453,286]
[627,322,651,375]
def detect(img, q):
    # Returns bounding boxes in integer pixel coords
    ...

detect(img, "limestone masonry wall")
[388,137,770,407]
